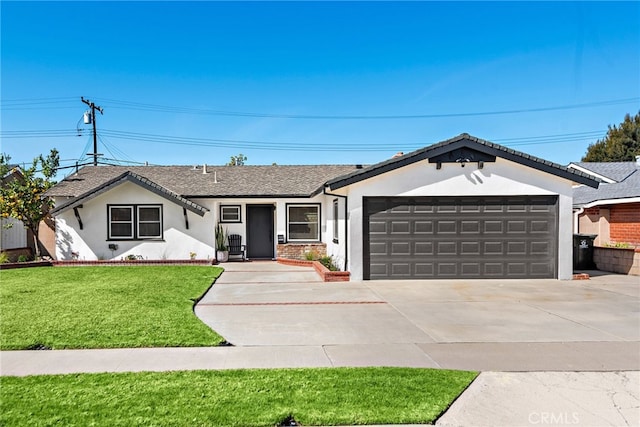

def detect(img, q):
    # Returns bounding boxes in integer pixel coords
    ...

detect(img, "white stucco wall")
[54,186,336,262]
[333,157,575,281]
[55,181,217,261]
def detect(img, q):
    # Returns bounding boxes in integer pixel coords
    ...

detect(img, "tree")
[582,112,640,162]
[0,149,60,258]
[227,153,247,166]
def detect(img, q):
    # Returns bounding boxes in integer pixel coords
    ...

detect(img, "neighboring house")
[569,158,640,247]
[1,166,56,259]
[1,167,31,255]
[47,133,598,280]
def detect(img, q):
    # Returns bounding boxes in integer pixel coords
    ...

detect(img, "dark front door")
[247,205,275,259]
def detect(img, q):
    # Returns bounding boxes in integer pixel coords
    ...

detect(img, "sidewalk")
[2,341,639,376]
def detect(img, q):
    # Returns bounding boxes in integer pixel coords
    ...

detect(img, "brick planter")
[594,246,640,276]
[276,243,326,260]
[0,260,53,270]
[277,258,350,282]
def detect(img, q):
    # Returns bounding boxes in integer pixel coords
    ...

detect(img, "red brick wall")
[610,203,640,245]
[276,243,326,260]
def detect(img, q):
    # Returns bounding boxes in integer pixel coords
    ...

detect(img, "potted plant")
[215,223,229,262]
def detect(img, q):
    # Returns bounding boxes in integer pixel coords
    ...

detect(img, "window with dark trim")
[220,205,241,223]
[333,199,339,243]
[287,204,320,242]
[108,204,162,240]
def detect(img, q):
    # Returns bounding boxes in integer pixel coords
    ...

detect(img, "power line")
[93,97,639,120]
[0,127,607,151]
[5,96,627,116]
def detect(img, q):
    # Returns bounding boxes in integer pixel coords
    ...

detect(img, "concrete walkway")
[1,261,639,426]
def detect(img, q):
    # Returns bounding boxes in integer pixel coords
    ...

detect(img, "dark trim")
[187,194,316,199]
[324,189,348,270]
[51,172,208,216]
[73,205,83,230]
[285,203,322,243]
[183,208,189,230]
[332,198,339,244]
[219,205,242,223]
[327,133,600,190]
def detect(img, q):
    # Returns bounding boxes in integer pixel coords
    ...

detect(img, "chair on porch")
[227,234,246,261]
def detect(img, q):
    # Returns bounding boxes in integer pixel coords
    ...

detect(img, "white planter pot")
[216,250,229,263]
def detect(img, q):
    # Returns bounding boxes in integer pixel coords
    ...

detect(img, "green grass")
[0,367,478,426]
[0,266,224,349]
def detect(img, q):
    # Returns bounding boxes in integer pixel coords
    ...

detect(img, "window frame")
[219,205,242,223]
[107,204,163,241]
[137,205,163,239]
[286,203,321,242]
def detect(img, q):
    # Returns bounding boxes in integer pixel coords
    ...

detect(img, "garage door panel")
[369,242,388,256]
[437,221,457,233]
[391,221,410,234]
[484,221,504,233]
[461,221,480,233]
[414,221,434,233]
[415,241,434,255]
[364,196,558,279]
[370,221,387,234]
[414,263,435,276]
[461,241,480,255]
[391,242,410,255]
[507,220,527,233]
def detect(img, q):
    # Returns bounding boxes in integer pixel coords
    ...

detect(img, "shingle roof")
[327,133,600,189]
[571,162,640,206]
[47,164,364,199]
[570,162,637,183]
[50,171,210,216]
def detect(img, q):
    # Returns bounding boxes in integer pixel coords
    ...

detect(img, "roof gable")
[569,162,637,183]
[50,171,209,216]
[572,161,640,206]
[327,133,600,190]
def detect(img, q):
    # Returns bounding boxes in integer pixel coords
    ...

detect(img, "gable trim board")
[327,134,599,191]
[48,134,599,280]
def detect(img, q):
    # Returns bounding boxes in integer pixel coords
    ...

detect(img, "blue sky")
[2,1,639,177]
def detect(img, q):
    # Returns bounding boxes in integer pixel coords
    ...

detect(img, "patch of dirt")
[278,415,300,426]
[26,343,51,350]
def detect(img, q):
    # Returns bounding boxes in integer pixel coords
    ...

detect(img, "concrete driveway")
[195,261,640,370]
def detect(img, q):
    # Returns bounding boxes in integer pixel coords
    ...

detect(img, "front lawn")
[0,367,478,426]
[0,266,224,349]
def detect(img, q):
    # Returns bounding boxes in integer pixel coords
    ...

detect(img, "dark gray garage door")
[364,196,558,280]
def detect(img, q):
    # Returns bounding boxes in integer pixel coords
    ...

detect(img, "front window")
[108,205,162,240]
[287,204,320,241]
[109,206,134,239]
[220,205,241,223]
[138,206,162,238]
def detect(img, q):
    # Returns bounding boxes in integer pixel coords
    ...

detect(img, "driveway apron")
[195,262,640,372]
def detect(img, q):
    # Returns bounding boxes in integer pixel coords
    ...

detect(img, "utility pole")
[81,97,103,166]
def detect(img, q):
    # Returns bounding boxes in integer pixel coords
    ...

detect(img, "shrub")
[318,255,339,271]
[17,255,30,263]
[0,252,8,264]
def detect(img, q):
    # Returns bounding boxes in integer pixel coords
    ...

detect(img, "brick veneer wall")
[610,203,640,245]
[594,246,640,276]
[276,243,326,260]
